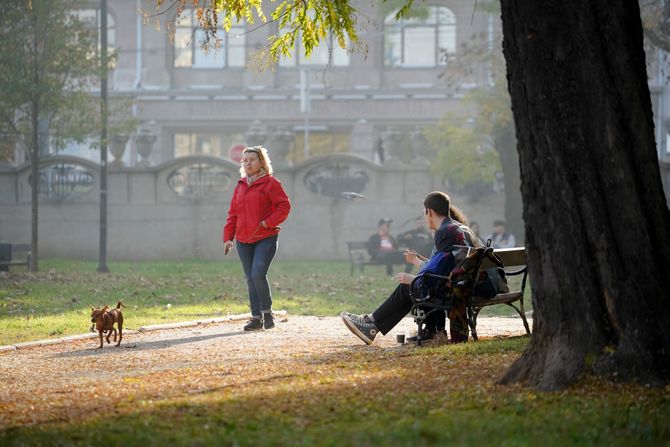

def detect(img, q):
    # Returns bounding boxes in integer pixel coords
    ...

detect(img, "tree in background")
[152,0,670,390]
[428,3,523,240]
[640,0,670,51]
[0,0,102,271]
[427,113,502,200]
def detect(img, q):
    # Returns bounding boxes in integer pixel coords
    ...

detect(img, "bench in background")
[346,241,375,275]
[0,243,32,271]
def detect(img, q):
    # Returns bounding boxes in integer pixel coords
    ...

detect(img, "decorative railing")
[166,162,233,200]
[30,161,95,200]
[303,162,369,199]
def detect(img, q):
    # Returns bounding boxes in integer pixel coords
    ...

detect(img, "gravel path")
[0,315,530,429]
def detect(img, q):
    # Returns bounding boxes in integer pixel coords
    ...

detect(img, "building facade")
[56,0,493,167]
[2,1,668,261]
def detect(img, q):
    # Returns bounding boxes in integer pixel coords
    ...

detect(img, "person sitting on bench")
[397,215,434,259]
[341,191,479,344]
[366,217,411,276]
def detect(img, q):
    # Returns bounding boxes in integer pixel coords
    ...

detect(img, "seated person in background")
[367,218,412,276]
[342,191,479,345]
[396,216,434,259]
[470,221,482,244]
[486,219,516,249]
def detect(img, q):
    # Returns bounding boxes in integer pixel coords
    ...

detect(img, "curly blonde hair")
[239,146,274,178]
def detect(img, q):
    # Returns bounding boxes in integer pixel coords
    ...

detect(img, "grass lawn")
[1,338,668,446]
[1,260,668,446]
[0,259,529,345]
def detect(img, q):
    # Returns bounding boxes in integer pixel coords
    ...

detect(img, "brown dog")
[90,301,125,349]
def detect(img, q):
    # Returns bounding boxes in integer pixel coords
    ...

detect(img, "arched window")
[174,9,246,68]
[384,5,456,67]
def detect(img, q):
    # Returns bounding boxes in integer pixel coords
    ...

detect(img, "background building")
[1,0,668,261]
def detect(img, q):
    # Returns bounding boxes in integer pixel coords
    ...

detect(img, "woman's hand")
[223,240,233,256]
[393,272,415,285]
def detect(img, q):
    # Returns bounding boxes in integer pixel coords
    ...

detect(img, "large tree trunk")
[494,122,524,242]
[499,0,670,390]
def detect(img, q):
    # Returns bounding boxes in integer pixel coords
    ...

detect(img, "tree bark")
[499,0,670,390]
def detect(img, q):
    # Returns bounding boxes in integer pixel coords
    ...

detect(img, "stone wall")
[0,154,505,261]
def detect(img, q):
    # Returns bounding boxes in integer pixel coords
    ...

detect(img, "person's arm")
[223,186,239,243]
[262,178,291,229]
[404,245,430,264]
[403,250,424,267]
[505,234,516,248]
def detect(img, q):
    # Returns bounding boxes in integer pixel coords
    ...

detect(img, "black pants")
[375,251,413,275]
[371,284,445,335]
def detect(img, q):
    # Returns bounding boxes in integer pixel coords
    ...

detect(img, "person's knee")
[250,271,268,283]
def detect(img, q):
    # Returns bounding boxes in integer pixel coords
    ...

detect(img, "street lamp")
[98,0,109,273]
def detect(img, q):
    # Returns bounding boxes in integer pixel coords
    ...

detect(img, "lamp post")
[98,0,109,273]
[300,68,311,159]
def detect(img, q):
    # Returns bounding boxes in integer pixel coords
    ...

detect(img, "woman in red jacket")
[223,146,291,331]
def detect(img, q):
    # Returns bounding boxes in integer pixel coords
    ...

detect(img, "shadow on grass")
[51,331,248,358]
[3,342,668,447]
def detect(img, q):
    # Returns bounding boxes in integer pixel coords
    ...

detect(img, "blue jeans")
[236,235,278,317]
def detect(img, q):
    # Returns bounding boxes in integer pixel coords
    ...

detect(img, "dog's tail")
[116,301,126,309]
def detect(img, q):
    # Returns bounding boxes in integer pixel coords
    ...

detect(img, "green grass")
[1,263,666,447]
[0,259,418,345]
[1,338,668,446]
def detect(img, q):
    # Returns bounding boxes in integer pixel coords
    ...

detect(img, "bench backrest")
[481,247,526,269]
[347,241,368,251]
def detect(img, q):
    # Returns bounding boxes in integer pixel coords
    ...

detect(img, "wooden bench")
[469,246,530,340]
[346,241,376,275]
[0,243,32,272]
[346,241,412,276]
[409,246,530,345]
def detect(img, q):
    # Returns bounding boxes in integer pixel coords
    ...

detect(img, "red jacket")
[223,175,291,244]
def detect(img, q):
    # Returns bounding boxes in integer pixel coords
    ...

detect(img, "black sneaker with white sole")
[340,311,378,345]
[244,317,263,331]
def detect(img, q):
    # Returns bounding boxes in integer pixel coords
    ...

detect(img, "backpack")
[448,245,509,300]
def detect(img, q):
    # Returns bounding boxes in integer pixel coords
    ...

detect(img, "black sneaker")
[263,312,275,329]
[340,311,378,345]
[243,317,263,331]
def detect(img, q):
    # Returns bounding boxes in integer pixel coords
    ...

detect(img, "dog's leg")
[117,315,123,347]
[111,327,117,342]
[97,330,104,350]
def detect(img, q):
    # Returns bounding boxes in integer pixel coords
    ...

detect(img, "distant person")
[486,219,516,249]
[367,218,411,276]
[223,146,291,331]
[341,191,480,345]
[470,221,482,243]
[396,216,433,259]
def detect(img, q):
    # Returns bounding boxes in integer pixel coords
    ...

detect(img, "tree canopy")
[0,0,101,158]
